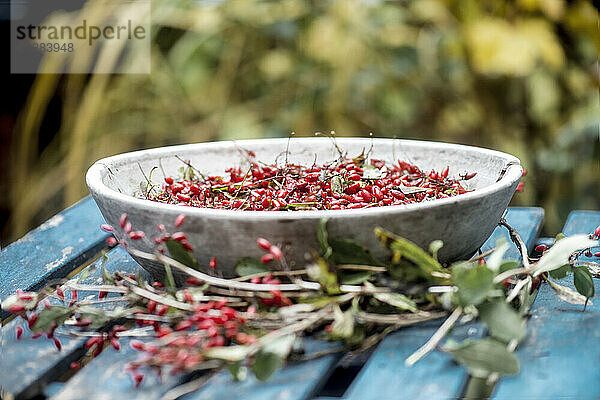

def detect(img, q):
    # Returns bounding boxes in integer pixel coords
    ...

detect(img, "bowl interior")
[94,138,519,201]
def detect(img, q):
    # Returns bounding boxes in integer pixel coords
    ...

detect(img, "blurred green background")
[2,0,599,245]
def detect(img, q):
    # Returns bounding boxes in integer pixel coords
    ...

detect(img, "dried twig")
[405,307,462,366]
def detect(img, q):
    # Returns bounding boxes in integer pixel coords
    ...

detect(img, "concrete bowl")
[86,138,522,280]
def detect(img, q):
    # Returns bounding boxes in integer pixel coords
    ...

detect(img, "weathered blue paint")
[480,207,545,257]
[493,211,600,399]
[50,335,189,400]
[0,247,138,400]
[182,340,343,400]
[0,197,109,320]
[343,207,544,400]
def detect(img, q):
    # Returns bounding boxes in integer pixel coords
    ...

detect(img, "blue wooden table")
[1,197,598,400]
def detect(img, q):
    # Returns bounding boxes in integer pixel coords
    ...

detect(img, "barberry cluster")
[147,157,474,211]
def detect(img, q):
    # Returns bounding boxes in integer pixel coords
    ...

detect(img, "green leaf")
[375,228,444,274]
[330,176,344,195]
[452,262,495,306]
[498,261,521,274]
[77,265,97,282]
[165,238,198,269]
[297,293,354,308]
[477,300,526,343]
[204,345,252,362]
[102,265,114,285]
[346,324,366,346]
[252,352,282,381]
[251,334,295,381]
[443,338,520,378]
[235,258,269,277]
[548,264,571,280]
[519,279,536,314]
[373,292,418,312]
[486,240,509,272]
[136,269,145,287]
[547,279,590,305]
[227,361,248,381]
[352,150,366,167]
[429,240,444,261]
[574,267,594,299]
[340,270,373,285]
[328,305,355,340]
[163,262,176,290]
[330,238,383,266]
[317,218,333,260]
[32,306,72,333]
[77,305,113,329]
[532,235,598,276]
[307,258,340,294]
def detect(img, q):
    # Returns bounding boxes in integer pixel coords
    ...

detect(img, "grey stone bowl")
[86,138,522,280]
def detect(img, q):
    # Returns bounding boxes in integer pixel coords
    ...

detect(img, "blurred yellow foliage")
[6,0,599,242]
[465,18,564,76]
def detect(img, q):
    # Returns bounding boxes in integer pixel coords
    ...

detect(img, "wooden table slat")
[0,196,109,320]
[181,340,343,400]
[492,211,600,399]
[343,207,544,400]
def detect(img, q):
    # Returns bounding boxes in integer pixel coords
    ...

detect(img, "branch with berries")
[3,213,599,397]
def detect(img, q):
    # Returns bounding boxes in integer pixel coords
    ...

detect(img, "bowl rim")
[86,137,522,220]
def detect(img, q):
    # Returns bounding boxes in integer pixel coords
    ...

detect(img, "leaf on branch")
[251,334,296,381]
[477,300,526,343]
[77,305,114,329]
[373,292,418,313]
[548,264,571,280]
[297,293,354,308]
[429,240,444,261]
[307,258,340,294]
[352,150,366,167]
[452,262,495,306]
[330,176,344,196]
[102,265,114,285]
[204,345,252,362]
[340,270,374,285]
[235,258,269,277]
[498,261,521,274]
[375,228,444,276]
[442,338,520,378]
[548,279,591,305]
[32,306,72,333]
[227,362,248,381]
[165,238,199,269]
[573,267,594,299]
[317,218,333,260]
[486,239,510,272]
[330,238,383,266]
[328,305,355,341]
[78,264,97,282]
[532,235,598,276]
